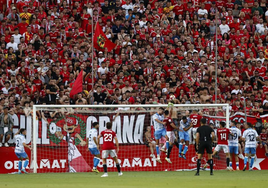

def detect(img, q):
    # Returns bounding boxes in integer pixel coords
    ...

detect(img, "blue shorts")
[154,128,166,140]
[179,131,189,141]
[89,147,100,155]
[245,147,256,155]
[229,146,239,154]
[15,152,28,159]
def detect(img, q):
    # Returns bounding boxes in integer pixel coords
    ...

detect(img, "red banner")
[1,145,268,174]
[1,112,268,174]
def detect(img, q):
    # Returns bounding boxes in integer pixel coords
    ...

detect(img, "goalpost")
[31,104,229,173]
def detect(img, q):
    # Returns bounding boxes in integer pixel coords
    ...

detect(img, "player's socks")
[166,141,169,151]
[167,146,173,158]
[208,159,213,174]
[250,157,255,168]
[196,159,201,173]
[183,145,188,155]
[103,164,108,173]
[226,158,230,167]
[179,143,183,154]
[116,163,121,173]
[94,157,100,168]
[18,160,22,171]
[23,159,29,170]
[244,156,248,166]
[156,145,160,155]
[230,162,232,168]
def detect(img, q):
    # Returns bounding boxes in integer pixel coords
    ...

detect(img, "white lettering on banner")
[40,159,50,168]
[134,115,145,144]
[122,116,135,143]
[113,116,122,143]
[52,160,60,168]
[132,157,142,167]
[4,159,66,170]
[98,158,156,168]
[60,160,66,168]
[4,161,13,169]
[42,119,50,144]
[17,114,147,144]
[122,159,131,167]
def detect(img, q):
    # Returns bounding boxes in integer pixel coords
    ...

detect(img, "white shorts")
[192,127,198,140]
[215,144,229,153]
[166,131,175,143]
[102,150,117,159]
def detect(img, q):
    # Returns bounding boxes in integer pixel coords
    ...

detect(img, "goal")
[30,104,230,173]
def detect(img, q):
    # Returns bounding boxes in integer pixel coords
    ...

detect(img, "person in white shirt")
[219,19,230,35]
[87,122,101,173]
[198,3,208,18]
[6,36,18,52]
[97,51,105,66]
[229,121,242,171]
[12,28,22,44]
[242,122,260,171]
[122,0,133,15]
[14,128,31,174]
[97,61,108,78]
[256,18,267,34]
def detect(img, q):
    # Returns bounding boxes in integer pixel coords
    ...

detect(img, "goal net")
[30,104,230,173]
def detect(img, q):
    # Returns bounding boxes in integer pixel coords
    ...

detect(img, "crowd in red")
[0,0,268,116]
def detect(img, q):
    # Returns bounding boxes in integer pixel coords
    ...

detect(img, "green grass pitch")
[1,171,268,188]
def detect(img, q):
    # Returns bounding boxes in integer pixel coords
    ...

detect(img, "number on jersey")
[220,133,226,140]
[248,134,255,142]
[104,133,113,142]
[191,119,198,126]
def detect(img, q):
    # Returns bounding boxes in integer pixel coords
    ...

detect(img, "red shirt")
[260,133,268,141]
[163,117,174,131]
[190,114,202,128]
[217,128,230,145]
[101,129,117,150]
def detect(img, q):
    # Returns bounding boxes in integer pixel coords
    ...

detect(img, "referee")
[195,118,215,176]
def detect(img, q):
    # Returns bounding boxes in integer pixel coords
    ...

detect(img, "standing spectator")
[0,106,14,147]
[45,79,59,104]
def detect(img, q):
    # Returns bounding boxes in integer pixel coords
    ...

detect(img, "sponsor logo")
[4,159,67,170]
[98,158,157,168]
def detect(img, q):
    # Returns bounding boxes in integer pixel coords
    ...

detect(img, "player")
[179,116,193,159]
[190,109,203,150]
[229,121,242,170]
[195,118,215,176]
[97,114,122,177]
[144,126,156,159]
[87,122,101,173]
[212,121,232,171]
[163,110,179,163]
[259,128,268,157]
[14,128,31,174]
[152,107,168,163]
[242,122,260,171]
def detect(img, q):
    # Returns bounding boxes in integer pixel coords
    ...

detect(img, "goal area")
[31,104,230,173]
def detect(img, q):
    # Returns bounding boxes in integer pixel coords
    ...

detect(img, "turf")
[0,170,268,188]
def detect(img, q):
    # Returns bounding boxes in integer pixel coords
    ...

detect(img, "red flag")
[93,22,116,52]
[70,71,83,98]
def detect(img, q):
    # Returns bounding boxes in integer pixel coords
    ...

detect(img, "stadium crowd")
[0,0,268,116]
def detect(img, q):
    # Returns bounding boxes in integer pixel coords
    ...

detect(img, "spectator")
[93,86,107,104]
[0,106,14,147]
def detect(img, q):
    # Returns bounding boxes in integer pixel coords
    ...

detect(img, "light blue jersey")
[152,113,164,131]
[179,118,191,132]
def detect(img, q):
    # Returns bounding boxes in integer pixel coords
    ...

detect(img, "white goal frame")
[32,103,229,173]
